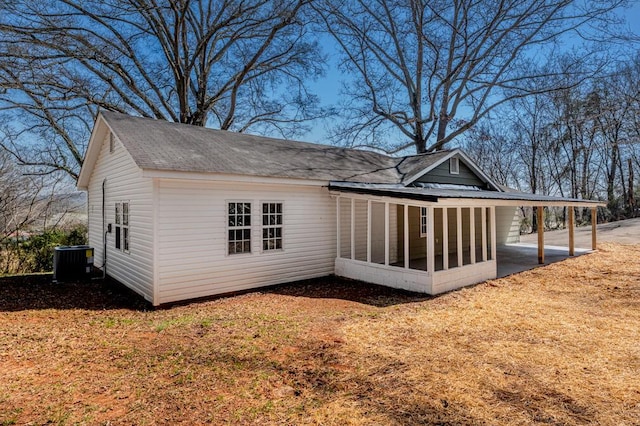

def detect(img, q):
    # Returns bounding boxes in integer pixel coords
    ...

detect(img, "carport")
[329,181,605,295]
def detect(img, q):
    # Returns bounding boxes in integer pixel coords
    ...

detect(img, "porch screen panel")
[339,198,351,259]
[462,208,472,265]
[486,207,493,260]
[408,206,427,271]
[391,204,403,267]
[370,201,385,264]
[447,208,459,268]
[474,208,483,262]
[434,208,444,271]
[354,199,368,261]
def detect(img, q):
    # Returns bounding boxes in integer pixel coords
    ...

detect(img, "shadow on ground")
[0,274,151,312]
[266,276,432,308]
[0,274,430,311]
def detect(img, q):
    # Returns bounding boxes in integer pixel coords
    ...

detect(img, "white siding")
[156,180,336,304]
[495,206,520,245]
[86,133,154,302]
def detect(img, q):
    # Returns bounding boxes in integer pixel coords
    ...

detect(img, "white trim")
[427,207,435,276]
[77,113,109,190]
[449,157,460,174]
[490,207,497,261]
[469,207,476,264]
[327,191,603,208]
[152,179,159,305]
[226,200,253,256]
[336,197,341,259]
[456,207,463,268]
[403,204,409,269]
[419,207,428,237]
[260,201,284,253]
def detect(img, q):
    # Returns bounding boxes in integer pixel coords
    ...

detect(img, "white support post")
[403,204,409,269]
[481,207,487,262]
[442,208,449,270]
[367,200,372,263]
[350,198,355,260]
[456,207,463,268]
[427,207,435,276]
[336,197,341,259]
[490,207,497,262]
[469,208,476,264]
[384,202,390,266]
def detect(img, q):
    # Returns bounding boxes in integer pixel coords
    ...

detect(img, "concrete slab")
[520,217,640,247]
[496,244,591,278]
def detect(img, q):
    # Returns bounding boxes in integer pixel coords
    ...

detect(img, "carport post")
[568,206,575,256]
[591,207,597,250]
[537,206,544,264]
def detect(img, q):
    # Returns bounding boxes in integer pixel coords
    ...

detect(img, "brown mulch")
[1,242,639,425]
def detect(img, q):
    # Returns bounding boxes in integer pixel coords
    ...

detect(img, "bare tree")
[315,0,629,154]
[0,0,325,178]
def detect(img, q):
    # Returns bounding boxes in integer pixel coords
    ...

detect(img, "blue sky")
[301,1,640,146]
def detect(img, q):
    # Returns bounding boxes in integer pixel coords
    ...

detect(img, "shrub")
[0,225,88,275]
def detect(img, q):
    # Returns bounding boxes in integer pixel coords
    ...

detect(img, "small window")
[262,202,283,251]
[115,203,121,250]
[450,157,460,174]
[114,202,129,252]
[228,202,251,254]
[122,202,129,252]
[420,207,428,237]
[109,133,115,153]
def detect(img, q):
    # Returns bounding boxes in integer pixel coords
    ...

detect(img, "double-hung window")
[420,207,428,237]
[228,202,251,254]
[114,202,130,252]
[262,202,283,251]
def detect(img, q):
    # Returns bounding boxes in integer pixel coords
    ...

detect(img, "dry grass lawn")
[1,242,639,425]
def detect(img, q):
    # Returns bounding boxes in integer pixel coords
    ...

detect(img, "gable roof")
[78,111,461,188]
[403,149,502,191]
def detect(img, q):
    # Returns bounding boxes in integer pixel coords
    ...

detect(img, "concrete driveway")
[520,217,640,247]
[496,217,640,278]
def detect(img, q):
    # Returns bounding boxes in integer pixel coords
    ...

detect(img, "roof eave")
[77,112,110,190]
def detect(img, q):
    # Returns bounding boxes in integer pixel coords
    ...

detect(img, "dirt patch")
[1,243,639,424]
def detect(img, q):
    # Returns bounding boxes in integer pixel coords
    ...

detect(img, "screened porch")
[334,195,497,295]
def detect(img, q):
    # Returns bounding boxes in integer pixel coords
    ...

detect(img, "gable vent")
[449,157,459,174]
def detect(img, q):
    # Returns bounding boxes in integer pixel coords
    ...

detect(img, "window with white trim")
[115,203,121,249]
[114,202,130,252]
[262,202,283,251]
[122,202,129,252]
[450,157,460,174]
[228,202,251,254]
[420,207,428,237]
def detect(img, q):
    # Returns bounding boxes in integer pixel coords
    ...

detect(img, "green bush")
[0,224,88,275]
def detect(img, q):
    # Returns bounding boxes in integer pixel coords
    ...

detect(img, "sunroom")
[329,182,604,295]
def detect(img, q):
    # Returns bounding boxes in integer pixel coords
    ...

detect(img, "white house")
[77,111,603,306]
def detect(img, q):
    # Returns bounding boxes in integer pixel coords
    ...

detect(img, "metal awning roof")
[328,182,605,207]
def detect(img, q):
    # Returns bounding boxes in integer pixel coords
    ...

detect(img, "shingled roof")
[97,111,449,184]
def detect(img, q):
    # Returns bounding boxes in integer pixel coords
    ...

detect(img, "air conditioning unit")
[53,245,94,283]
